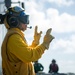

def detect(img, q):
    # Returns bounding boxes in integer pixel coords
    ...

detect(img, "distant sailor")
[48,59,59,73]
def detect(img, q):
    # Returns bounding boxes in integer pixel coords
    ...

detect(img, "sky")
[0,0,75,74]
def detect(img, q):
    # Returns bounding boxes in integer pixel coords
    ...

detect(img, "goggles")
[18,11,29,24]
[18,13,29,24]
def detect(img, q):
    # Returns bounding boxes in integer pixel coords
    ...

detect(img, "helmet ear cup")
[8,17,19,28]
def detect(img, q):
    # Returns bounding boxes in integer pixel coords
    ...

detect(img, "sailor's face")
[21,23,27,31]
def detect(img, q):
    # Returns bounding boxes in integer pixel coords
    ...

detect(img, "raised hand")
[32,26,42,46]
[34,26,42,41]
[43,28,54,49]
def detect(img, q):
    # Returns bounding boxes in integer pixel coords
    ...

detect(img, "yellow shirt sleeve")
[7,34,46,63]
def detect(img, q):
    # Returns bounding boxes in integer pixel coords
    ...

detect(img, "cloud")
[25,1,51,33]
[46,8,75,33]
[26,3,75,33]
[59,60,75,73]
[24,1,75,33]
[47,0,74,6]
[52,34,75,54]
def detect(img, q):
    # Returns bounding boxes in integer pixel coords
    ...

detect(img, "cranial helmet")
[5,6,29,28]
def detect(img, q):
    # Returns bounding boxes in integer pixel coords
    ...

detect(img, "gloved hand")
[32,26,42,46]
[42,28,54,49]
